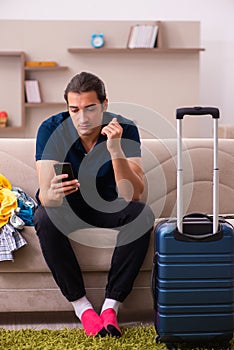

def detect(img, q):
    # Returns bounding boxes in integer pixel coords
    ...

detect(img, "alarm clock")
[91,33,105,48]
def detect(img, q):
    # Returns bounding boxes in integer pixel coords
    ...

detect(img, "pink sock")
[100,308,122,337]
[81,309,107,337]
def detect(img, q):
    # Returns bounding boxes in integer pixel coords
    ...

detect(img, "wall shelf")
[0,51,25,57]
[0,51,25,129]
[25,102,66,108]
[0,53,68,131]
[0,20,205,137]
[24,65,68,110]
[68,47,205,54]
[0,126,24,131]
[24,65,68,71]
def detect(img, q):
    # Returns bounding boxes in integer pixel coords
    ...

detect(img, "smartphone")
[53,162,75,182]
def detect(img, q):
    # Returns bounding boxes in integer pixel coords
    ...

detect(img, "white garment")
[101,298,121,315]
[71,296,93,320]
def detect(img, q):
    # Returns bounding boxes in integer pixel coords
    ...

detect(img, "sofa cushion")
[0,227,155,273]
[0,138,38,199]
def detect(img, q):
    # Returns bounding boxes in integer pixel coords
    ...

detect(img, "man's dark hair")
[64,71,107,104]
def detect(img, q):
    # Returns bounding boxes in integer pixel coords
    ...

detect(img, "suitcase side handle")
[151,254,158,309]
[176,106,220,119]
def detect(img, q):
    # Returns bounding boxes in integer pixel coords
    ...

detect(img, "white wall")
[1,0,234,125]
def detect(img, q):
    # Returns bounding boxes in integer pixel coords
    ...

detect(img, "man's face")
[67,91,108,137]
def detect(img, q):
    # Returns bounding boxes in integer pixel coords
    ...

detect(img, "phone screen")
[53,162,75,182]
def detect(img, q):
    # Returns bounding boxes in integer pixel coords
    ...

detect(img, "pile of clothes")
[0,174,37,262]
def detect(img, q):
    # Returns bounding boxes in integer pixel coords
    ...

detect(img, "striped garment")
[0,223,27,262]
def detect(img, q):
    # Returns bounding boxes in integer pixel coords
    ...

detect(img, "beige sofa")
[1,138,234,322]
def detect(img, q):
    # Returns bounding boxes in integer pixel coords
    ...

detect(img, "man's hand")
[101,118,123,156]
[50,174,80,200]
[101,117,144,201]
[36,160,80,207]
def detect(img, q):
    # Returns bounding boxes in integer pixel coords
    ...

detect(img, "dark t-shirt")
[35,111,141,204]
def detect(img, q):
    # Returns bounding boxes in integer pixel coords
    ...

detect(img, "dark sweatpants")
[34,198,155,302]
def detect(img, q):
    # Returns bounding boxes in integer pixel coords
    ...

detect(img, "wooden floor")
[0,311,81,330]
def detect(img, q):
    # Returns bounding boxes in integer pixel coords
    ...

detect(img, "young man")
[34,72,155,337]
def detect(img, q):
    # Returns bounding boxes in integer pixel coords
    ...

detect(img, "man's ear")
[102,98,108,111]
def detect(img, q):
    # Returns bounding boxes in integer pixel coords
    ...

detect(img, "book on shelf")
[127,24,158,49]
[25,80,42,103]
[149,25,158,48]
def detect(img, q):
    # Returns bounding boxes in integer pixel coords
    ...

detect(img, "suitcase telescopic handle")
[176,106,220,234]
[176,106,220,120]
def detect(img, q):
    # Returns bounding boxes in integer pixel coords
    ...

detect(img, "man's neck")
[79,128,101,153]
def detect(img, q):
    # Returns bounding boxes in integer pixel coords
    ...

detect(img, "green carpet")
[0,325,233,350]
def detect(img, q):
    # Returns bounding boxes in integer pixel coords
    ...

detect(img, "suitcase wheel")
[165,344,178,350]
[208,341,231,350]
[155,337,231,350]
[215,343,231,350]
[155,335,161,344]
[180,343,231,350]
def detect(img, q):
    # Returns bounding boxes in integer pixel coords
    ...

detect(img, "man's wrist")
[110,148,125,160]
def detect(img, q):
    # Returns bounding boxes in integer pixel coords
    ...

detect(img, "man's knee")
[130,201,155,227]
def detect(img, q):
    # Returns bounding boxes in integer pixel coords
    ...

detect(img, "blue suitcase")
[152,107,234,350]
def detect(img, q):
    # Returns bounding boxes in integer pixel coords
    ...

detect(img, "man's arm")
[111,155,144,201]
[101,118,144,201]
[36,160,79,207]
